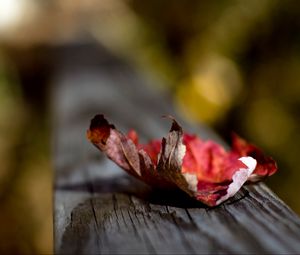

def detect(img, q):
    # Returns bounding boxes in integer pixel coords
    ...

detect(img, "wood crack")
[165,206,196,254]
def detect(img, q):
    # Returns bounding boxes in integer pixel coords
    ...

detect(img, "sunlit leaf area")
[0,0,300,253]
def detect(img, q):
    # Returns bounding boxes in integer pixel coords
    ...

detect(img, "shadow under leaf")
[56,174,248,209]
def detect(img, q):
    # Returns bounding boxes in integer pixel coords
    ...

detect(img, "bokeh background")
[0,0,300,253]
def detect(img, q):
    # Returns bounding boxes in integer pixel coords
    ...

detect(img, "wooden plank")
[52,43,300,254]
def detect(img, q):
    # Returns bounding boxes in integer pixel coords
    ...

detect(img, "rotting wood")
[53,43,300,254]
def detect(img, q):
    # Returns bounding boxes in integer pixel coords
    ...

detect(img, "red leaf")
[87,115,276,206]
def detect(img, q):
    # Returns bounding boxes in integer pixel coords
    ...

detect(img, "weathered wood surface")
[53,43,300,254]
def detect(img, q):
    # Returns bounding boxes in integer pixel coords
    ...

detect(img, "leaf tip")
[87,114,114,145]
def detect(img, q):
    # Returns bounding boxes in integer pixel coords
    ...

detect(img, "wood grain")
[53,43,300,254]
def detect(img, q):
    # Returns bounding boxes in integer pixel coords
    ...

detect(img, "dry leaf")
[87,114,277,206]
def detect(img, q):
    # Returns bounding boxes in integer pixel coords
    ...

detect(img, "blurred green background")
[0,0,300,253]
